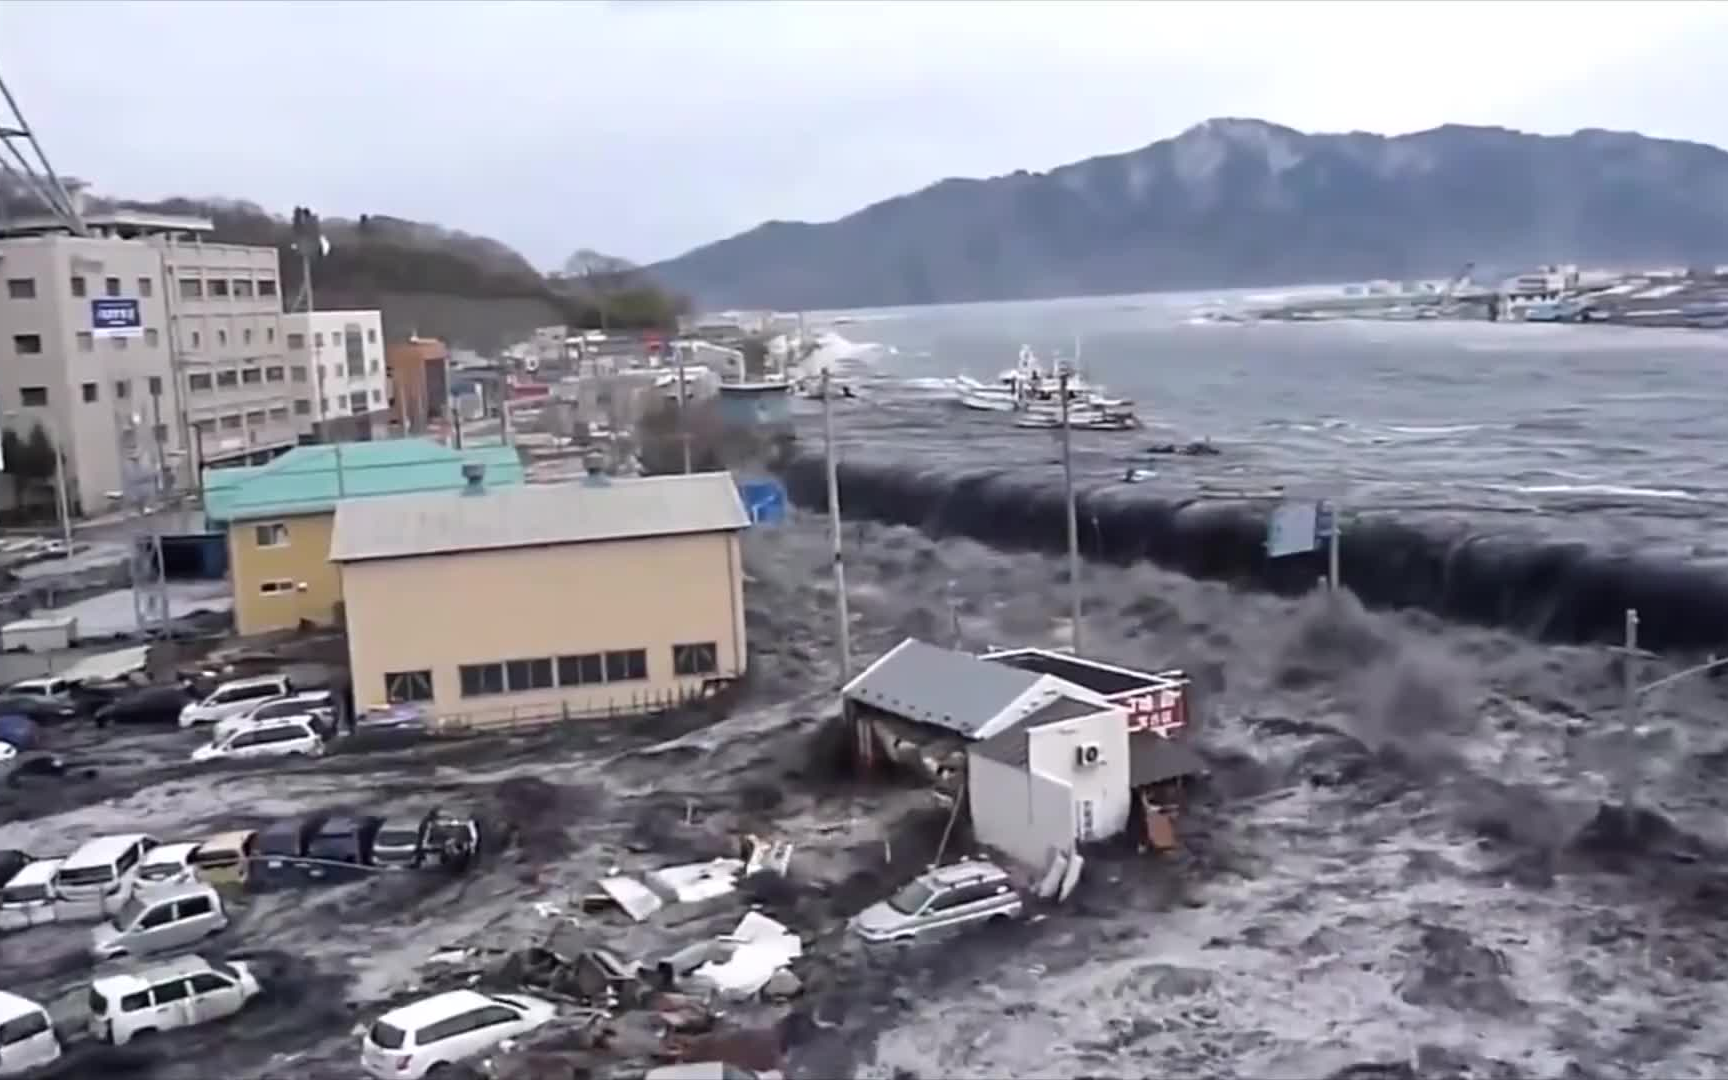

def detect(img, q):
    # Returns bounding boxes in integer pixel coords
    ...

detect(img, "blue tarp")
[738,480,787,526]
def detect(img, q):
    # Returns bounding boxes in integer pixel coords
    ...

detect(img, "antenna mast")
[0,72,87,234]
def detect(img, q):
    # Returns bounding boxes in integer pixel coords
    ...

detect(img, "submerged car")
[373,809,481,872]
[190,716,324,764]
[90,881,229,960]
[303,816,384,881]
[848,859,1023,944]
[95,685,195,727]
[361,989,555,1079]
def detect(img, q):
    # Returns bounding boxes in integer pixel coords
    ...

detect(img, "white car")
[191,717,323,765]
[0,989,62,1076]
[212,691,335,743]
[5,676,73,699]
[178,674,293,729]
[135,842,201,887]
[361,989,556,1079]
[87,955,261,1046]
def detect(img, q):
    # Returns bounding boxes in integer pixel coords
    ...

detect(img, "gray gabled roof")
[843,638,1042,738]
[971,695,1106,769]
[329,471,750,563]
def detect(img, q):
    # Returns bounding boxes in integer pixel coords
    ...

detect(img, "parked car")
[4,676,74,700]
[91,881,228,960]
[304,816,383,881]
[214,690,337,743]
[54,834,158,916]
[87,955,261,1046]
[136,843,201,887]
[372,809,481,871]
[251,814,329,891]
[0,850,30,888]
[0,858,62,932]
[189,830,257,890]
[0,694,78,723]
[178,674,293,729]
[190,716,324,765]
[0,989,62,1076]
[848,859,1023,944]
[0,742,14,785]
[95,685,195,727]
[361,989,556,1079]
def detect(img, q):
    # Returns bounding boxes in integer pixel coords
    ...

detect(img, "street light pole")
[1058,370,1083,653]
[821,369,852,684]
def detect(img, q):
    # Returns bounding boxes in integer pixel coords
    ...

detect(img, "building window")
[220,414,242,430]
[291,365,307,382]
[265,365,284,382]
[268,405,289,423]
[322,397,331,413]
[385,670,433,704]
[216,370,238,388]
[144,328,160,347]
[5,278,35,299]
[114,380,131,399]
[344,326,365,376]
[604,649,648,682]
[254,522,288,548]
[266,326,275,344]
[294,399,311,415]
[179,278,202,299]
[243,328,253,345]
[370,359,380,374]
[69,275,86,298]
[189,330,201,349]
[258,279,277,297]
[349,390,368,412]
[137,276,153,297]
[188,373,213,392]
[372,389,382,403]
[672,642,719,677]
[13,334,42,355]
[286,332,305,350]
[81,382,98,403]
[241,367,261,384]
[209,278,230,298]
[194,419,216,437]
[234,279,253,298]
[258,579,295,595]
[244,409,266,427]
[367,328,377,344]
[459,662,506,698]
[111,335,128,351]
[556,653,604,687]
[147,375,162,396]
[104,276,121,297]
[75,331,93,353]
[505,658,554,692]
[313,333,323,348]
[19,387,47,407]
[153,423,169,445]
[217,329,228,347]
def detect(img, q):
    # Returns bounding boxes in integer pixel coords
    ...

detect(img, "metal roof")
[970,696,1106,769]
[203,439,525,525]
[982,647,1173,697]
[1131,734,1208,786]
[329,471,751,564]
[843,638,1043,738]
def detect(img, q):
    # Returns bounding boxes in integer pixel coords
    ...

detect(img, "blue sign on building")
[738,479,787,525]
[92,298,143,338]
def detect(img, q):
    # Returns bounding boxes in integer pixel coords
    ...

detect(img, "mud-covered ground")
[10,509,1728,1078]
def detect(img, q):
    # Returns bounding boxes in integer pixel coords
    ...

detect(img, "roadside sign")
[1265,501,1320,558]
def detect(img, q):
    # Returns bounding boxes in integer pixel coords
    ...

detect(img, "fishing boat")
[954,344,1127,412]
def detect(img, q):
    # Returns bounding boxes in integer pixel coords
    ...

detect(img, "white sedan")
[361,989,555,1079]
[191,718,323,764]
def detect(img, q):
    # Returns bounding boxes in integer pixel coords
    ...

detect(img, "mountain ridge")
[646,119,1728,309]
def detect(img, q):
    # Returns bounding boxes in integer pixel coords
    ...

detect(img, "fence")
[422,678,733,738]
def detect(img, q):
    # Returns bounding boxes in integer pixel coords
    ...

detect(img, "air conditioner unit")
[1074,742,1103,768]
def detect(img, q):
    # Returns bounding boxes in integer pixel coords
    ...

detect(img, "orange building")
[384,336,450,434]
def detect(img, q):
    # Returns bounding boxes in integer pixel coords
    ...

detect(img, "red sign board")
[1123,686,1186,739]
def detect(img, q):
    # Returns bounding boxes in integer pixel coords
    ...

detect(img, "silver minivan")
[90,882,228,960]
[849,859,1023,944]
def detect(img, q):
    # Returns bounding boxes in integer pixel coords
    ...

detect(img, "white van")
[54,834,157,917]
[178,675,293,729]
[91,882,229,960]
[135,844,200,888]
[0,859,62,932]
[0,990,61,1077]
[87,955,261,1046]
[361,989,556,1079]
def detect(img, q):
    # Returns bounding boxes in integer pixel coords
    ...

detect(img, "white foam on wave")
[1383,424,1490,436]
[1506,483,1698,501]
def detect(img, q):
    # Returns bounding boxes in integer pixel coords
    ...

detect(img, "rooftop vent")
[461,462,485,494]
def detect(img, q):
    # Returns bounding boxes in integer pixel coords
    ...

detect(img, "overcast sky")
[5,0,1727,270]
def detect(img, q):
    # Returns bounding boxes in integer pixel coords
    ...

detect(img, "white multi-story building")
[280,310,388,439]
[0,208,298,512]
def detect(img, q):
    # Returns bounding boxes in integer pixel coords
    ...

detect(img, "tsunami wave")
[776,453,1728,655]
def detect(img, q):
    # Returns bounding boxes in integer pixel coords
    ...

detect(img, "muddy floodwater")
[8,501,1728,1078]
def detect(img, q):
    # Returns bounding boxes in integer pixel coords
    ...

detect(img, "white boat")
[955,345,1121,411]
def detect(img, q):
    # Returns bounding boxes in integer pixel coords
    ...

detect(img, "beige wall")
[229,511,343,635]
[340,531,746,720]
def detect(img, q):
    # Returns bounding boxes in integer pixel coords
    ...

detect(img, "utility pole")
[676,352,691,474]
[1326,499,1342,592]
[1058,371,1082,653]
[822,369,852,683]
[1619,607,1639,804]
[50,421,71,554]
